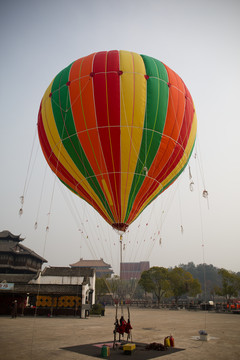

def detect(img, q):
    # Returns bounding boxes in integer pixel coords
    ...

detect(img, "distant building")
[70,258,114,278]
[120,261,150,280]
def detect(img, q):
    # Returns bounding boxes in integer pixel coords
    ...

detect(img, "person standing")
[11,300,18,318]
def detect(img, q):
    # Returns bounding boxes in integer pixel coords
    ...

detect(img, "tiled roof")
[0,273,37,284]
[0,230,24,241]
[70,258,111,268]
[41,266,94,277]
[7,283,84,295]
[0,231,47,262]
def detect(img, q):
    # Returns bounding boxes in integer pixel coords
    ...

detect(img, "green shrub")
[90,303,104,315]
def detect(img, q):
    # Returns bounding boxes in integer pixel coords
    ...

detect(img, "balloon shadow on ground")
[61,341,184,359]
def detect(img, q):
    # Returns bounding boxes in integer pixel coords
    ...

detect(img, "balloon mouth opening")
[112,223,129,232]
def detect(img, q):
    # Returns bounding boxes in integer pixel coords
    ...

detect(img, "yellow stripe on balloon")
[120,50,146,222]
[131,109,197,222]
[101,179,113,206]
[41,82,110,217]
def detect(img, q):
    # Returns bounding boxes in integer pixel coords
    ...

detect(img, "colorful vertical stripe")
[38,50,197,231]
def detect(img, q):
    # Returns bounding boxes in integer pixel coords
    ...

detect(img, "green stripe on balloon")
[124,55,169,222]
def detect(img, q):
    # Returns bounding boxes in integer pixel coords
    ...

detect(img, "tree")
[179,262,222,299]
[95,277,109,302]
[215,268,240,301]
[139,267,170,307]
[169,267,201,304]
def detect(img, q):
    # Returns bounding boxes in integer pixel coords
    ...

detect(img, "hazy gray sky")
[1,0,240,274]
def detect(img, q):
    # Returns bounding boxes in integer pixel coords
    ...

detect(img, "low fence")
[129,300,240,313]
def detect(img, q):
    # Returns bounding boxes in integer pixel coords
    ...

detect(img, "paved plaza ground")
[0,307,240,360]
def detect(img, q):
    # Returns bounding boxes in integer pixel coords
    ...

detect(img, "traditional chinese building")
[0,231,96,317]
[0,230,47,275]
[0,230,47,315]
[70,258,114,278]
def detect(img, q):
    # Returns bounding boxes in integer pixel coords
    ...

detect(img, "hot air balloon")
[38,50,197,233]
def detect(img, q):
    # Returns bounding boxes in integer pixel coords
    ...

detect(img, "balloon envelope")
[38,50,197,231]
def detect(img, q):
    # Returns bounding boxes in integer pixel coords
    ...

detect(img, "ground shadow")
[61,341,185,359]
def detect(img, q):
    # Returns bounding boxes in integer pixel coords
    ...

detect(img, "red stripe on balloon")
[92,51,121,221]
